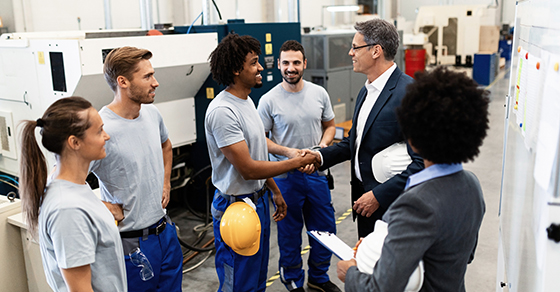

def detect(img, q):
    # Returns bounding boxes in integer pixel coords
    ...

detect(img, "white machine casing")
[0,31,218,176]
[356,220,424,292]
[411,5,498,65]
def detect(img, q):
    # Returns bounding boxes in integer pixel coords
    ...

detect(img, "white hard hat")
[372,142,412,183]
[355,220,424,292]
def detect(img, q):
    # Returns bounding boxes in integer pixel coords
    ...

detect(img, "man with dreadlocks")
[205,34,317,291]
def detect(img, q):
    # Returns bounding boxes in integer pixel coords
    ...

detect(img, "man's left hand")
[272,190,287,222]
[353,190,379,217]
[337,259,357,282]
[162,184,171,208]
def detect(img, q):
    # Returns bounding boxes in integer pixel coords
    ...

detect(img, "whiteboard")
[500,0,560,291]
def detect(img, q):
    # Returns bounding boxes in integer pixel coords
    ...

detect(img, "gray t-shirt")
[258,80,335,162]
[205,90,267,195]
[91,104,168,231]
[39,179,127,292]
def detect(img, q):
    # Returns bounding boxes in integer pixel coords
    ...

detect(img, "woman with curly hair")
[337,66,490,292]
[19,96,126,292]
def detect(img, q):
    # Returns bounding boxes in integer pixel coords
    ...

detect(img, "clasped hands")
[285,148,322,173]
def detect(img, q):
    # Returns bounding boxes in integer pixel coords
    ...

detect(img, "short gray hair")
[354,19,399,61]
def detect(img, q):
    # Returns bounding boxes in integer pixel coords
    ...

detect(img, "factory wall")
[1,0,516,34]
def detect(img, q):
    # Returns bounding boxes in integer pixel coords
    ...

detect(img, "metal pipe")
[103,0,113,29]
[139,0,154,30]
[235,0,240,19]
[202,0,210,25]
[287,0,297,22]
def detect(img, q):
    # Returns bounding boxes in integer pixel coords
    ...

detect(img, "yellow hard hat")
[220,202,261,256]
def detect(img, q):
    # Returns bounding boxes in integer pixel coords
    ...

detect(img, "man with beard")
[206,35,317,292]
[90,46,183,292]
[257,40,340,292]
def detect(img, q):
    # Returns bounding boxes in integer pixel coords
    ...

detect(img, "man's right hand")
[102,201,125,222]
[299,150,321,174]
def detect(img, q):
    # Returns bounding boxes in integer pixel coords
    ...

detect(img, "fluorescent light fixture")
[326,5,360,12]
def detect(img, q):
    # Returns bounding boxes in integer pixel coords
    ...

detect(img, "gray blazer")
[345,170,485,292]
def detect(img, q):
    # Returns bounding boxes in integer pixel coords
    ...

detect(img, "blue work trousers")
[124,218,183,292]
[275,171,336,290]
[212,190,271,292]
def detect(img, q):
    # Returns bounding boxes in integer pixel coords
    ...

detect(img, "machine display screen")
[50,52,67,92]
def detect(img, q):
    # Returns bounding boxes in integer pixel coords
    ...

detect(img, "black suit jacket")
[319,66,424,225]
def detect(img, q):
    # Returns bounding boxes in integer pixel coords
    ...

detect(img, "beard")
[129,85,154,104]
[254,81,263,89]
[282,70,303,85]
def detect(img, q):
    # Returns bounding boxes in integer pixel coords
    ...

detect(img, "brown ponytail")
[19,96,92,234]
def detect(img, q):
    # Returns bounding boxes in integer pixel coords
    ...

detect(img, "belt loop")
[142,228,149,241]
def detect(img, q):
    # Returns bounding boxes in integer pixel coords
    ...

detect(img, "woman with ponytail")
[19,96,127,292]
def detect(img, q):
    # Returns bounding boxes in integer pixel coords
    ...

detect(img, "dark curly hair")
[397,67,490,164]
[209,33,261,86]
[279,40,306,60]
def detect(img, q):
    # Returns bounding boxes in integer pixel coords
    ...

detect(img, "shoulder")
[305,81,329,95]
[260,84,283,102]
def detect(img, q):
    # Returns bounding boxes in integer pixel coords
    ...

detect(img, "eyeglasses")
[129,247,154,281]
[351,44,378,53]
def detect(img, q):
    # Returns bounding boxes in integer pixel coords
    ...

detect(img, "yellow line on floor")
[266,208,353,287]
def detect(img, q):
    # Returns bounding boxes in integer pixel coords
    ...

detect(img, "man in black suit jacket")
[309,19,424,238]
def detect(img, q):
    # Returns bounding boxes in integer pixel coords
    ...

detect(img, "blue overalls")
[212,188,271,292]
[274,171,336,290]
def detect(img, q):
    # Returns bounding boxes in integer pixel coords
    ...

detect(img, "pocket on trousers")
[223,263,234,292]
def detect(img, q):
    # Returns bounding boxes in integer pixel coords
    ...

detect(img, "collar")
[404,163,463,190]
[365,63,397,92]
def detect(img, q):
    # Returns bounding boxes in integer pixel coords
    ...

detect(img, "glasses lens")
[129,247,154,281]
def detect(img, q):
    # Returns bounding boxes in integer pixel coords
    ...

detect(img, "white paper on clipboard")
[307,230,354,261]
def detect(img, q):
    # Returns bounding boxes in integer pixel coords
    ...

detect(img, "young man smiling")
[258,40,340,292]
[205,34,317,292]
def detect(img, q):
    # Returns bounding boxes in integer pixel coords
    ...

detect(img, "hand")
[297,150,321,174]
[337,259,357,282]
[353,191,380,217]
[102,201,125,222]
[272,190,287,222]
[353,237,364,257]
[284,147,302,159]
[162,183,171,208]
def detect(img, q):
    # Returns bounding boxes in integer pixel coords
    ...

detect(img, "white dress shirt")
[354,63,397,182]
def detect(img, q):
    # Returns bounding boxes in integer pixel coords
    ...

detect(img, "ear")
[277,58,281,70]
[370,45,383,60]
[66,135,82,151]
[303,59,307,70]
[117,76,128,89]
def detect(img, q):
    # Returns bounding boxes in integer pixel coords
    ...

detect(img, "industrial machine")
[0,30,217,177]
[410,4,499,66]
[302,30,365,124]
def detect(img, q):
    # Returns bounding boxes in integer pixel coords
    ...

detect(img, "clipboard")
[307,230,355,261]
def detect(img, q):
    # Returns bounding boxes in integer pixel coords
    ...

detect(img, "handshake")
[287,147,323,174]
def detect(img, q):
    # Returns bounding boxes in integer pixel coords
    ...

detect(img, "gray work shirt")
[91,104,168,231]
[258,80,335,162]
[205,90,267,194]
[39,179,127,292]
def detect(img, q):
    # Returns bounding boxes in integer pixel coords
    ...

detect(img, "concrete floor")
[170,71,508,292]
